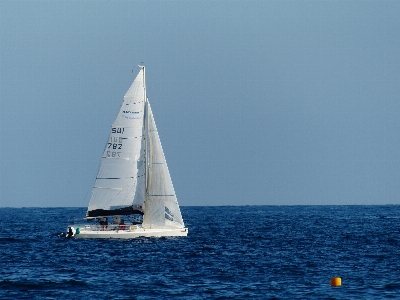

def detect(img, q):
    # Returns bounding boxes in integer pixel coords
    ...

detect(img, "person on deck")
[119,219,126,230]
[99,218,105,230]
[104,217,108,231]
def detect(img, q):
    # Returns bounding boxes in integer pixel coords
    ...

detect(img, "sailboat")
[68,66,188,238]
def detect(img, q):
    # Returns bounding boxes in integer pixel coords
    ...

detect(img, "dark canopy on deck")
[86,206,144,218]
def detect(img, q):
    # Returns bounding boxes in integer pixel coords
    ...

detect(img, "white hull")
[72,225,188,239]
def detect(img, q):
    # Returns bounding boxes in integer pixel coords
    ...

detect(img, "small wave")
[0,279,88,290]
[384,283,400,290]
[0,238,20,242]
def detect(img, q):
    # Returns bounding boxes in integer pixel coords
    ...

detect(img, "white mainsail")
[142,102,185,229]
[87,68,146,217]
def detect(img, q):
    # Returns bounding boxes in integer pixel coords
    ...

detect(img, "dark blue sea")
[1,206,400,299]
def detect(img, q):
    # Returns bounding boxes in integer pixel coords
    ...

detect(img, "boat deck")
[71,224,188,239]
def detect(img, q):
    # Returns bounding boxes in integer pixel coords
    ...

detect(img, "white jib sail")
[142,102,185,229]
[87,68,146,215]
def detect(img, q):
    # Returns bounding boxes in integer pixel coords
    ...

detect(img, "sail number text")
[107,143,122,150]
[106,129,124,158]
[106,151,121,158]
[111,127,125,134]
[108,136,123,150]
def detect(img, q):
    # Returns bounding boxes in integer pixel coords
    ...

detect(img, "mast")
[139,65,149,193]
[145,99,149,193]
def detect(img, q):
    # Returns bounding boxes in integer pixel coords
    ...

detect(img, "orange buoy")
[330,277,341,286]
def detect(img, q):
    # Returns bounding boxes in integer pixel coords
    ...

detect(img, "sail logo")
[123,110,139,114]
[123,111,141,119]
[165,206,174,222]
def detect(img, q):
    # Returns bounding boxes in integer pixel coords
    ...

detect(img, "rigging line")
[100,186,128,207]
[123,100,144,104]
[93,187,122,190]
[112,126,142,128]
[96,172,145,180]
[96,177,137,179]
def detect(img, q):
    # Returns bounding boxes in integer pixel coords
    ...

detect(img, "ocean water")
[0,206,399,299]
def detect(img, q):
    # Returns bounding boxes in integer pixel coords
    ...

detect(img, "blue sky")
[1,1,399,207]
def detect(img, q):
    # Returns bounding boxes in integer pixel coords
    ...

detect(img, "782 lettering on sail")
[108,136,123,150]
